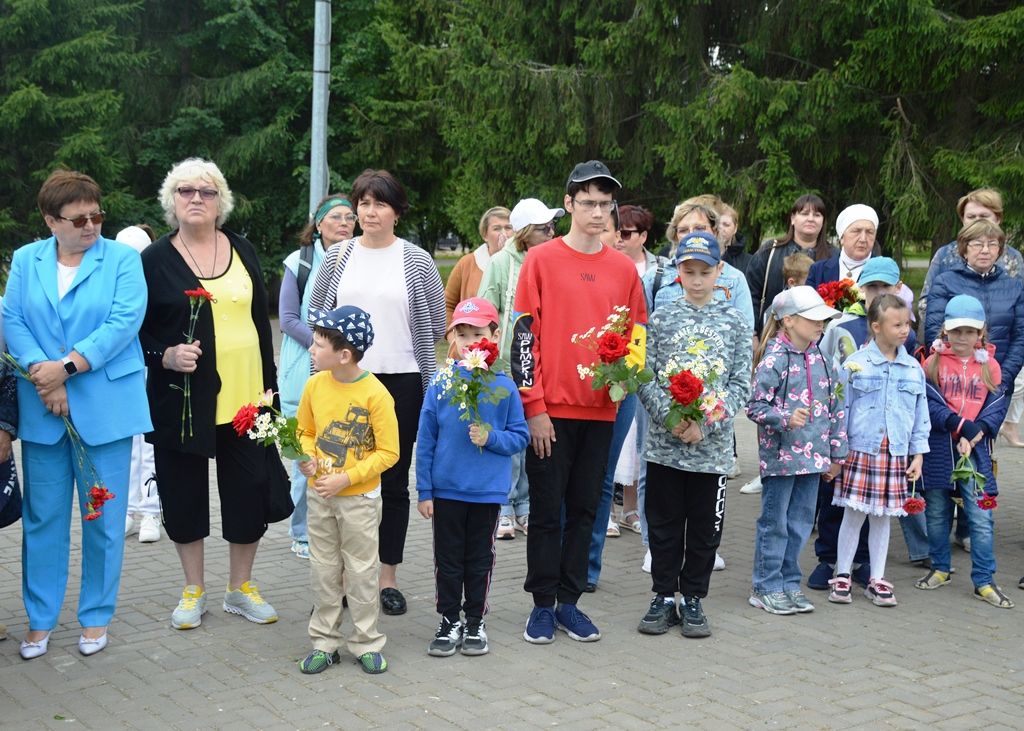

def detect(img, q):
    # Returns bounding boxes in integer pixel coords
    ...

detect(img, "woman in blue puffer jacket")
[925,220,1024,386]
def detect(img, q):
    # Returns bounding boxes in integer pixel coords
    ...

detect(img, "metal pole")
[309,0,331,215]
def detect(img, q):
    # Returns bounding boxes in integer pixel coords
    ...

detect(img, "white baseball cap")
[772,285,841,322]
[115,225,153,253]
[509,198,564,233]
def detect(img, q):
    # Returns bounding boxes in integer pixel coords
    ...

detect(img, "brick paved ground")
[2,413,1024,730]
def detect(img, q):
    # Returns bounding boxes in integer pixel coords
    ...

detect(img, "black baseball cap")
[566,160,622,192]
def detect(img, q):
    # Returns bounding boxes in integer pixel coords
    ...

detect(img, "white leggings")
[836,508,891,579]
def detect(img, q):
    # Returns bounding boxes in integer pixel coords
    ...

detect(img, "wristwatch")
[62,356,78,377]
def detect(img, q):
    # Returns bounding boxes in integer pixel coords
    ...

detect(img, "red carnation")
[232,403,260,437]
[468,339,500,368]
[84,512,102,521]
[903,496,926,515]
[977,494,998,511]
[596,331,630,364]
[668,370,703,406]
[184,287,215,302]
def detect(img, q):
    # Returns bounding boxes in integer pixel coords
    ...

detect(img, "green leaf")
[609,383,625,402]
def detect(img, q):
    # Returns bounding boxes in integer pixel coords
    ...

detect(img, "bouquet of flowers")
[951,453,997,510]
[660,340,729,430]
[232,390,310,462]
[816,278,860,311]
[3,353,114,520]
[171,288,215,441]
[435,339,509,446]
[571,306,653,402]
[903,479,926,514]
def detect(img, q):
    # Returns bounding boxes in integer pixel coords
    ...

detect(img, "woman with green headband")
[279,194,356,558]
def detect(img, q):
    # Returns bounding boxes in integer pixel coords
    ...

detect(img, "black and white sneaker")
[461,617,489,656]
[638,595,679,635]
[680,596,711,638]
[428,616,463,657]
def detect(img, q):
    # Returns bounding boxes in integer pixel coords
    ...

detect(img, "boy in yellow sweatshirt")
[296,305,399,675]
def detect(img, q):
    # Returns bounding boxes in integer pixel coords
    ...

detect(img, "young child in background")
[739,255,817,498]
[636,232,752,638]
[747,286,846,615]
[417,298,529,656]
[918,295,1013,607]
[296,306,398,675]
[830,294,930,607]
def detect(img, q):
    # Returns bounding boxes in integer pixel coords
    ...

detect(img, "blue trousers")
[289,458,308,543]
[753,473,820,593]
[22,436,132,629]
[587,394,637,585]
[924,488,996,588]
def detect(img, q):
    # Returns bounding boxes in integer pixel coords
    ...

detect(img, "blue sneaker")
[807,561,833,590]
[523,606,556,644]
[555,603,601,642]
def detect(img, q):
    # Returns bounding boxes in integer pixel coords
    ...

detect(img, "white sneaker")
[125,514,137,537]
[514,514,529,535]
[642,549,652,573]
[138,514,161,543]
[714,553,726,571]
[496,515,516,540]
[739,477,762,494]
[606,515,620,538]
[727,462,742,479]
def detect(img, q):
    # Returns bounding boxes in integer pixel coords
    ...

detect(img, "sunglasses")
[619,229,640,239]
[57,211,105,228]
[176,186,219,201]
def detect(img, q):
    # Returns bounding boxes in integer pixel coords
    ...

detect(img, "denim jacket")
[841,340,931,457]
[747,334,847,477]
[641,261,754,328]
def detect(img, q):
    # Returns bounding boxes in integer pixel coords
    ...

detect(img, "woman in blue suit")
[3,170,152,659]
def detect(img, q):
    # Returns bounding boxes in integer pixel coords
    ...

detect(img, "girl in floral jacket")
[746,286,847,616]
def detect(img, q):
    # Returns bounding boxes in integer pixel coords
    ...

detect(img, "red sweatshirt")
[511,237,648,421]
[925,343,1002,425]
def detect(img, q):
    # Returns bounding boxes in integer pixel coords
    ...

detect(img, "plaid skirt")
[833,439,908,517]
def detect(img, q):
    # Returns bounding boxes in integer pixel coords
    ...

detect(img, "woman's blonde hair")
[926,327,999,393]
[478,206,511,240]
[956,188,1004,223]
[956,219,1006,259]
[665,203,717,247]
[752,316,782,374]
[158,157,235,228]
[511,222,541,253]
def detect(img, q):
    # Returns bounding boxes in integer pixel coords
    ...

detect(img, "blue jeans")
[288,459,308,543]
[897,511,929,561]
[924,489,996,587]
[587,394,637,585]
[499,450,530,518]
[752,473,819,594]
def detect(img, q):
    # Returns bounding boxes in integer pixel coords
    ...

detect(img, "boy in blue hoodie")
[416,297,530,657]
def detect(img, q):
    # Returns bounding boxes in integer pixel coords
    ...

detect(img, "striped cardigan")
[306,237,446,391]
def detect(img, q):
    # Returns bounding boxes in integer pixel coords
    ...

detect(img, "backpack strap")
[296,243,315,298]
[651,266,666,301]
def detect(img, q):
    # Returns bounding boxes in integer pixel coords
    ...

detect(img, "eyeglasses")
[176,186,219,201]
[966,239,1000,251]
[619,229,640,239]
[325,212,357,224]
[57,211,105,228]
[539,222,556,235]
[571,198,617,213]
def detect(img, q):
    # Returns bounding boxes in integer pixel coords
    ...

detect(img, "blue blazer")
[2,236,152,446]
[806,256,840,291]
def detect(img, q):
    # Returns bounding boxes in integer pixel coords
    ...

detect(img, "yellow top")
[202,250,264,424]
[297,370,399,496]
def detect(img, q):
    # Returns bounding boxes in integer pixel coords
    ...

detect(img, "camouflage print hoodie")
[638,298,753,474]
[746,334,848,477]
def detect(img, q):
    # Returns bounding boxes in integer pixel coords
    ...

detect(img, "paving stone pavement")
[2,415,1024,730]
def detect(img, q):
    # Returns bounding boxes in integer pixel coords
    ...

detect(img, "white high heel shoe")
[20,631,51,660]
[78,632,108,656]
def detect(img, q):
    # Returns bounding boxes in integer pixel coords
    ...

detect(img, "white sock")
[836,508,867,575]
[867,514,891,579]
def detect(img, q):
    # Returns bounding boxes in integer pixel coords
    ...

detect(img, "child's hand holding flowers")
[468,423,489,447]
[905,454,923,481]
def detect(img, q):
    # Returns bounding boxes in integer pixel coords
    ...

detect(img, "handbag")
[0,456,22,529]
[262,445,294,524]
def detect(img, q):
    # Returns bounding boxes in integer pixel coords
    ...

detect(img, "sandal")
[975,584,1015,608]
[915,569,951,590]
[618,509,642,534]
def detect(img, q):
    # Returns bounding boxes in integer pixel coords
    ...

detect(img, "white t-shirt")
[57,263,79,300]
[336,241,418,374]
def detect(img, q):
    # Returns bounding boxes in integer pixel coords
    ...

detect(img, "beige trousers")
[307,490,385,657]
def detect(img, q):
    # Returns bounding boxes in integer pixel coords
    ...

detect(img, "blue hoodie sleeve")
[415,381,441,502]
[484,382,530,456]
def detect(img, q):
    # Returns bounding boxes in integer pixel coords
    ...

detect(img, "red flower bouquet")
[232,390,310,462]
[660,340,730,430]
[436,339,509,448]
[571,306,653,402]
[816,279,860,311]
[171,288,215,441]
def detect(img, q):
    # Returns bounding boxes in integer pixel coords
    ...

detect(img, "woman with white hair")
[139,158,290,631]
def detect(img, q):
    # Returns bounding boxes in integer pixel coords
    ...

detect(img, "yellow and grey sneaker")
[223,581,278,624]
[171,585,207,630]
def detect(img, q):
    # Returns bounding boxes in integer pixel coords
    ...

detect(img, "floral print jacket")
[746,334,848,477]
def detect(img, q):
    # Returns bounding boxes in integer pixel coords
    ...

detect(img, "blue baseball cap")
[859,256,900,286]
[309,305,375,353]
[944,294,986,331]
[672,231,721,267]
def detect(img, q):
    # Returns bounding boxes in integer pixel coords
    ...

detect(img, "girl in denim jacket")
[747,286,847,616]
[830,295,930,607]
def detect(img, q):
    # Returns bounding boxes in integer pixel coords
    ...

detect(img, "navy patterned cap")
[309,305,374,353]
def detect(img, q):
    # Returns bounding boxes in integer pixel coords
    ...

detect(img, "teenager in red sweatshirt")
[511,160,647,644]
